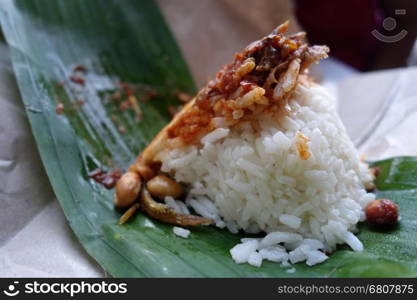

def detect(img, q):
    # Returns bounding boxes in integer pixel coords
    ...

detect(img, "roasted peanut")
[114,171,142,208]
[369,166,381,178]
[147,175,183,199]
[365,198,398,227]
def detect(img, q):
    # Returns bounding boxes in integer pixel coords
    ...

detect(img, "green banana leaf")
[1,0,417,277]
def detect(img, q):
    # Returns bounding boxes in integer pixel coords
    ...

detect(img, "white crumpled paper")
[1,1,416,277]
[0,43,103,277]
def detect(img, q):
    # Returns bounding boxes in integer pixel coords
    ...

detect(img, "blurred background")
[157,0,417,87]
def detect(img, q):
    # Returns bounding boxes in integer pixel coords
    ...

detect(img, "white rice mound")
[160,82,375,267]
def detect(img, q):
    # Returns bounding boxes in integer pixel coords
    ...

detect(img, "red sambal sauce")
[165,24,304,146]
